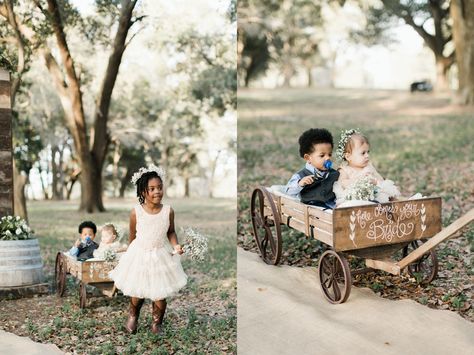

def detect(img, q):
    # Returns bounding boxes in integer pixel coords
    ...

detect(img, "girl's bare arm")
[129,209,137,244]
[167,208,178,246]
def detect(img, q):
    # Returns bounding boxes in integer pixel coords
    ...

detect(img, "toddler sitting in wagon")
[333,129,402,207]
[93,223,128,260]
[69,221,99,260]
[285,128,339,209]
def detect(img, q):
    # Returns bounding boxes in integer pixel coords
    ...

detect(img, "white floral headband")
[336,128,361,161]
[130,164,166,185]
[101,222,118,232]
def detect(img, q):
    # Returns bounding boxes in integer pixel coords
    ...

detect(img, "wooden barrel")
[0,239,44,287]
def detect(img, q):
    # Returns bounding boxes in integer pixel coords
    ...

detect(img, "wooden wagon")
[54,252,118,308]
[250,186,474,304]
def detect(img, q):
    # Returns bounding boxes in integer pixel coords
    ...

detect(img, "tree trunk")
[37,163,50,200]
[119,168,133,198]
[79,158,105,212]
[184,176,190,198]
[282,62,293,87]
[451,0,474,104]
[306,66,312,88]
[112,141,121,197]
[57,145,65,199]
[435,57,450,91]
[12,161,27,221]
[208,150,222,198]
[51,145,61,199]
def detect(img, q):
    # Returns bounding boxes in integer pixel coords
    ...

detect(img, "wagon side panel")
[81,261,115,283]
[273,193,334,247]
[333,198,441,252]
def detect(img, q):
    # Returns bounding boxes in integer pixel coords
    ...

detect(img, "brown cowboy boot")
[124,297,144,334]
[151,299,167,334]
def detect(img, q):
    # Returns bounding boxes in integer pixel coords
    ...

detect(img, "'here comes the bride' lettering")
[348,202,427,246]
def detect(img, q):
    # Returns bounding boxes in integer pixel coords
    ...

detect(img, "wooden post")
[0,68,13,217]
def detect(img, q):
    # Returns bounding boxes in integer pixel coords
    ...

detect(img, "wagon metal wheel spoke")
[321,258,332,276]
[261,234,269,258]
[332,277,341,301]
[253,212,265,228]
[322,275,332,289]
[266,226,277,254]
[333,257,340,275]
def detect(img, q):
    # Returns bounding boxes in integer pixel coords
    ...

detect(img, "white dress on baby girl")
[93,241,124,259]
[109,204,187,300]
[333,163,401,207]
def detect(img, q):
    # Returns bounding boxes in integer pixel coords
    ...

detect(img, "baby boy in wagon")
[68,220,99,260]
[285,128,339,209]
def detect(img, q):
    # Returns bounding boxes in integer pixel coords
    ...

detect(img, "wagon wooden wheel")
[250,187,282,265]
[79,281,87,309]
[55,252,66,297]
[402,240,438,284]
[318,250,352,304]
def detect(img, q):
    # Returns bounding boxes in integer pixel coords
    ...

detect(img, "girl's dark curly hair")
[136,171,163,205]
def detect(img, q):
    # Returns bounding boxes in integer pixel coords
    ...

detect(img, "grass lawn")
[0,197,236,354]
[237,88,474,321]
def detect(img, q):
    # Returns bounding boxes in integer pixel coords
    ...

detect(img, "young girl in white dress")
[333,129,401,207]
[109,165,187,334]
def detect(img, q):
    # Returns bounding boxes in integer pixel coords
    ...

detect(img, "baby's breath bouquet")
[181,227,209,262]
[0,215,33,240]
[103,249,117,262]
[345,176,378,201]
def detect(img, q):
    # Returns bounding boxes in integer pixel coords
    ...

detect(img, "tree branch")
[46,0,81,93]
[41,48,68,96]
[380,0,437,53]
[4,0,26,104]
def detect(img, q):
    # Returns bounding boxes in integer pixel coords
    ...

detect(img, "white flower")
[16,216,20,221]
[15,228,22,235]
[5,230,12,236]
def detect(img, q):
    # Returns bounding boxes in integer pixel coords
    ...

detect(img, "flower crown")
[130,164,166,185]
[101,222,118,233]
[336,128,361,161]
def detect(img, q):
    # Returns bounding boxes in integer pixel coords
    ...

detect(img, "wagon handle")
[398,208,474,269]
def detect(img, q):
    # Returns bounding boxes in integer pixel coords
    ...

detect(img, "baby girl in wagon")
[93,223,128,259]
[333,129,404,207]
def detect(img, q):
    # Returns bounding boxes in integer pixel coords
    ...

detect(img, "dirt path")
[237,248,474,354]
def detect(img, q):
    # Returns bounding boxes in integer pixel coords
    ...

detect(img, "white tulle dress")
[333,163,401,207]
[109,204,187,300]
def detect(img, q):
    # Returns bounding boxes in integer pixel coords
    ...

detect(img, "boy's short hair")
[298,128,334,158]
[78,221,97,234]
